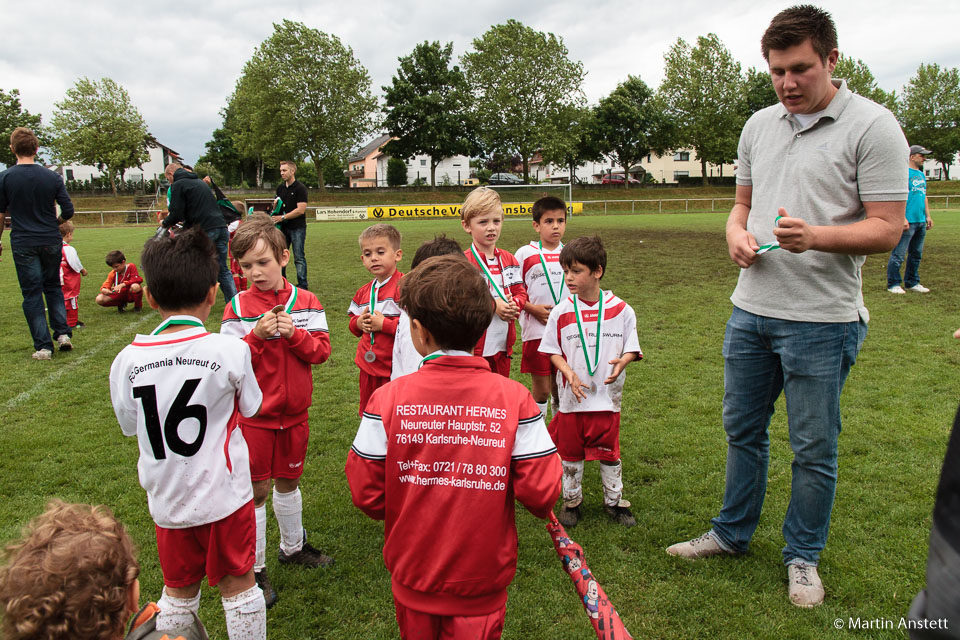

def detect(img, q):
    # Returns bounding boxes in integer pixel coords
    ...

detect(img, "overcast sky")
[2,0,958,165]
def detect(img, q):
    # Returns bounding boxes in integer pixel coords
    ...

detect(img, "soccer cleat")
[134,304,143,312]
[887,285,906,294]
[604,504,637,528]
[56,335,73,351]
[906,284,930,293]
[74,321,85,329]
[255,569,278,609]
[666,531,735,559]
[278,529,334,568]
[787,561,824,608]
[557,505,582,528]
[32,349,53,361]
[117,302,128,313]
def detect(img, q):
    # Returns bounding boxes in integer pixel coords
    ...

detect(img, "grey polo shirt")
[731,80,908,323]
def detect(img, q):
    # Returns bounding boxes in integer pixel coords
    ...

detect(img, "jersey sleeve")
[295,182,308,204]
[539,305,563,356]
[125,264,143,286]
[511,394,561,519]
[233,340,263,417]
[501,252,528,309]
[348,288,367,336]
[63,245,83,273]
[288,299,331,364]
[622,303,642,358]
[345,393,388,520]
[109,351,138,437]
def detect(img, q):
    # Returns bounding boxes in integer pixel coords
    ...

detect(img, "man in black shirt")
[0,127,75,360]
[273,161,309,290]
[162,163,237,302]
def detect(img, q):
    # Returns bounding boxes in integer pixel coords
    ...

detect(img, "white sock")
[536,401,548,420]
[273,487,304,554]
[600,460,624,506]
[254,504,267,571]
[222,584,266,640]
[156,587,200,631]
[561,460,584,508]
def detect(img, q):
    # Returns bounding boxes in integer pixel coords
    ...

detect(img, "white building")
[377,153,470,186]
[57,140,181,185]
[530,148,737,184]
[923,156,960,181]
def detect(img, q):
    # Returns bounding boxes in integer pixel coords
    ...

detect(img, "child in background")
[539,236,642,529]
[109,227,266,639]
[349,223,403,413]
[346,255,561,639]
[390,234,463,380]
[515,196,568,419]
[461,187,528,377]
[221,214,332,609]
[229,200,247,293]
[96,250,143,312]
[59,220,88,329]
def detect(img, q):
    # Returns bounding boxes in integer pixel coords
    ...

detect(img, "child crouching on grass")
[346,254,561,639]
[97,250,143,312]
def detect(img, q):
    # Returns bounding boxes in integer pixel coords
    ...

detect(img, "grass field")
[1,211,958,639]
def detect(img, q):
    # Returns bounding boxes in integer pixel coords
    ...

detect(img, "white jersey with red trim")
[109,316,263,528]
[390,309,421,380]
[539,291,642,414]
[514,241,565,342]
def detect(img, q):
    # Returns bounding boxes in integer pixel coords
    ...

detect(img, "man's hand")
[253,309,279,340]
[495,297,520,322]
[202,176,212,185]
[727,226,760,268]
[773,208,819,253]
[276,311,295,339]
[527,303,553,325]
[902,218,910,231]
[272,215,284,224]
[926,217,934,230]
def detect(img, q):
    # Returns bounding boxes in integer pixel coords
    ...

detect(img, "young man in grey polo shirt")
[666,6,907,608]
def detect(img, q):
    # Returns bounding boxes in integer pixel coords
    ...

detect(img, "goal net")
[484,183,575,217]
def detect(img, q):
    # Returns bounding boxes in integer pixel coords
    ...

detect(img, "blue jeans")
[886,222,926,288]
[13,244,70,351]
[207,227,237,302]
[281,226,308,290]
[711,307,865,565]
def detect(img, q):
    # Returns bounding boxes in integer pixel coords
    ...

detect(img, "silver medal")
[589,382,597,394]
[364,350,377,363]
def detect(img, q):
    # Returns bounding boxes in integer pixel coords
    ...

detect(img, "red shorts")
[394,599,505,640]
[359,370,391,416]
[520,339,555,376]
[155,500,255,588]
[548,411,621,463]
[64,297,79,327]
[483,352,511,378]
[242,421,309,481]
[99,289,141,307]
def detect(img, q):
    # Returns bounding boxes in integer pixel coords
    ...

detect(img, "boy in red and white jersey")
[58,220,87,329]
[461,187,528,378]
[109,227,266,639]
[539,236,642,529]
[514,196,568,419]
[220,214,332,608]
[96,250,143,312]
[346,255,561,640]
[349,223,403,414]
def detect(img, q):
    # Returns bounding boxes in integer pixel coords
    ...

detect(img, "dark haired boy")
[109,227,266,639]
[539,236,642,529]
[515,196,568,419]
[221,214,332,608]
[390,233,463,379]
[346,254,561,639]
[96,250,144,312]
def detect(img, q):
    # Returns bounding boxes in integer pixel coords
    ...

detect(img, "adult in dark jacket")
[0,127,75,360]
[162,164,236,302]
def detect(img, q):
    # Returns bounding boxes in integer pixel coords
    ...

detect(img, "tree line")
[3,20,959,192]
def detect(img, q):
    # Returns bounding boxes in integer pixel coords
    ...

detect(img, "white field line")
[5,314,154,410]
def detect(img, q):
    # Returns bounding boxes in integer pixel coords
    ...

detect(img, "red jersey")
[100,262,143,292]
[348,272,403,378]
[346,353,561,615]
[220,279,330,429]
[463,247,528,357]
[60,242,83,299]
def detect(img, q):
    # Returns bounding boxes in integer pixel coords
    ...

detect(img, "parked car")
[461,178,480,186]
[601,174,641,185]
[488,173,524,185]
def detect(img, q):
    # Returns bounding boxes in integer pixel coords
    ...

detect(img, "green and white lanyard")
[470,244,507,301]
[756,216,784,255]
[114,264,131,288]
[418,353,444,369]
[572,293,604,377]
[537,241,564,304]
[368,279,381,346]
[151,317,204,335]
[230,286,298,322]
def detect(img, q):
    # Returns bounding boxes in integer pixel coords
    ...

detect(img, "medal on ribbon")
[470,244,508,301]
[364,279,380,363]
[230,286,298,323]
[537,241,564,305]
[573,293,604,391]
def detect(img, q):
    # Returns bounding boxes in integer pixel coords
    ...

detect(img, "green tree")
[387,157,408,187]
[231,20,378,192]
[742,67,778,117]
[659,34,745,185]
[594,77,672,188]
[539,105,603,185]
[461,20,585,183]
[897,63,960,180]
[198,126,251,186]
[382,41,476,187]
[48,77,150,194]
[0,88,43,167]
[834,55,896,110]
[192,161,223,185]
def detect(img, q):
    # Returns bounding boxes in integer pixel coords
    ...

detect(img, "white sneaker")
[906,284,930,293]
[56,335,73,351]
[788,561,824,608]
[887,285,906,294]
[32,349,53,361]
[666,532,734,559]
